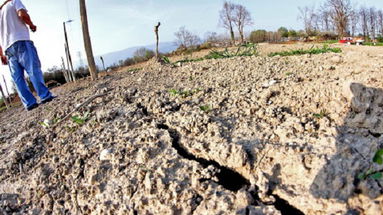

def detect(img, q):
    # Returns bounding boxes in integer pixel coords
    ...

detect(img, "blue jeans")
[5,41,52,109]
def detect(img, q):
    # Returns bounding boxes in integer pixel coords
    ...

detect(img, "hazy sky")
[0,0,382,90]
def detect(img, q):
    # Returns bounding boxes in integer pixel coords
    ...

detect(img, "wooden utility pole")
[63,21,76,82]
[80,0,98,80]
[154,22,161,59]
[64,44,75,82]
[61,56,71,83]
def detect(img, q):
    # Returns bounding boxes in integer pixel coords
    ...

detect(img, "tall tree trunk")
[238,24,244,43]
[230,27,235,45]
[80,0,98,80]
[239,31,244,43]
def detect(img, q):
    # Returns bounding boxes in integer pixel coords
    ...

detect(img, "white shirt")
[0,0,30,51]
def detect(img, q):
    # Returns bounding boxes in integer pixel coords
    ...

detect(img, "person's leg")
[20,41,53,102]
[6,43,37,109]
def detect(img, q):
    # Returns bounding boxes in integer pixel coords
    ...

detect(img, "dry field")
[0,43,383,214]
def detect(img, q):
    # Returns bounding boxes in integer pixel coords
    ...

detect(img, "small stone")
[99,148,113,161]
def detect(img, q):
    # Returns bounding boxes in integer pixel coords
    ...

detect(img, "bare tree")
[174,26,201,49]
[359,6,370,39]
[377,9,383,36]
[204,31,219,43]
[318,4,333,32]
[325,0,353,38]
[232,4,253,43]
[369,7,377,41]
[298,6,319,36]
[348,9,359,37]
[219,1,236,44]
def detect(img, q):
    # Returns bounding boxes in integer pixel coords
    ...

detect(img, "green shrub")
[278,27,289,38]
[249,30,267,43]
[288,30,298,38]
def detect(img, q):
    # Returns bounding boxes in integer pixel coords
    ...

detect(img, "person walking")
[0,0,55,111]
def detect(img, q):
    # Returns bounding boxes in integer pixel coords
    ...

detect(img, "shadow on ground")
[310,83,383,204]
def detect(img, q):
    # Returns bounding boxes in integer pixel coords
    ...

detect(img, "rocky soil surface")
[0,43,383,214]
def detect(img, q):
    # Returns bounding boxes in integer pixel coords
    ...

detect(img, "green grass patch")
[173,58,204,64]
[205,43,258,60]
[269,45,342,57]
[170,43,258,65]
[126,68,142,73]
[363,42,383,46]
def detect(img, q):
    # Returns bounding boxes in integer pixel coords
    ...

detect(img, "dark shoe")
[41,96,56,104]
[26,103,39,111]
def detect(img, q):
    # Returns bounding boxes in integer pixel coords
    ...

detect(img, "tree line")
[300,0,383,40]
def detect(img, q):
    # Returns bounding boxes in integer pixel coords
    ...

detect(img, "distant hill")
[94,42,178,69]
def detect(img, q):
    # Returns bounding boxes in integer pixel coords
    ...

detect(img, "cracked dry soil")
[1,43,383,214]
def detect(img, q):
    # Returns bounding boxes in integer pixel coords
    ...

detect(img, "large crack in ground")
[156,123,249,192]
[156,123,305,214]
[273,195,305,215]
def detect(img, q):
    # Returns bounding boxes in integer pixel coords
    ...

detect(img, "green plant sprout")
[313,109,329,119]
[39,121,50,128]
[161,56,171,64]
[71,111,90,125]
[199,105,211,112]
[358,149,383,180]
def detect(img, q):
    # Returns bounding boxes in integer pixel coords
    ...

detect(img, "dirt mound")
[0,44,382,214]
